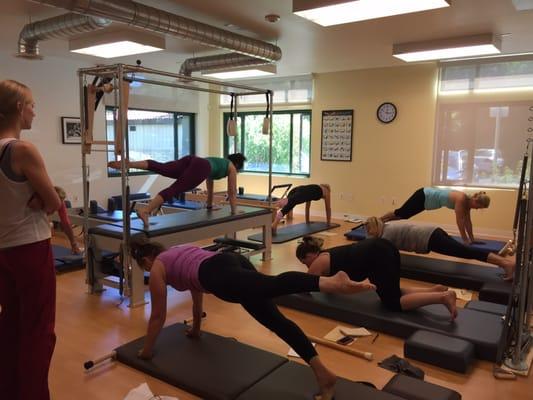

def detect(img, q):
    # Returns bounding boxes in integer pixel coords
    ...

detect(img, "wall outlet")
[346,193,353,201]
[391,197,397,206]
[380,196,385,205]
[339,192,344,200]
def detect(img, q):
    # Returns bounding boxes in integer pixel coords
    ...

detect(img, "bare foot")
[315,369,336,400]
[500,256,516,280]
[320,271,376,294]
[442,291,457,321]
[431,284,448,292]
[271,211,283,234]
[136,208,150,228]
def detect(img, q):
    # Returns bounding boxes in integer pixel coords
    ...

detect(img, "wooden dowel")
[84,351,117,370]
[307,334,373,361]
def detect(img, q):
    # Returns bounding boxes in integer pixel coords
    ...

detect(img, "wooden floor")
[49,216,531,400]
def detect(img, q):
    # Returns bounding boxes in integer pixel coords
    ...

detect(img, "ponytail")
[130,238,165,266]
[296,236,324,260]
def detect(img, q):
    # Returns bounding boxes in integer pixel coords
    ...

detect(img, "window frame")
[223,109,312,177]
[105,106,196,177]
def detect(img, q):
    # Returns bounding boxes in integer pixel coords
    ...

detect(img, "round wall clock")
[377,102,397,124]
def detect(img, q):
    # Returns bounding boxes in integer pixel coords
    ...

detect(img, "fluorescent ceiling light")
[293,0,450,26]
[393,34,501,62]
[70,30,165,58]
[202,64,277,80]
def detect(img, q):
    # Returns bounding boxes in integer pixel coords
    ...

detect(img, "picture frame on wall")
[61,117,82,144]
[320,109,353,161]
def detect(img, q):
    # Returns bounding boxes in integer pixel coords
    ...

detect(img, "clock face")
[377,102,397,123]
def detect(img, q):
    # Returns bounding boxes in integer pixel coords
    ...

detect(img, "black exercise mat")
[400,253,510,291]
[236,361,404,400]
[248,222,340,244]
[275,291,504,361]
[451,236,506,253]
[52,244,84,272]
[114,323,287,400]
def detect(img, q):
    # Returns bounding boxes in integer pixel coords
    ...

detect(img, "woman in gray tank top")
[366,217,515,279]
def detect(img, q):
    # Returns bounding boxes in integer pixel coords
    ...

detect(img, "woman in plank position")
[130,239,375,400]
[108,153,246,227]
[272,184,331,233]
[380,187,490,245]
[365,217,515,280]
[295,236,458,320]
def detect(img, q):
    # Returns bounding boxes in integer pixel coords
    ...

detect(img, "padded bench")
[405,330,475,373]
[383,374,461,400]
[275,291,504,361]
[465,300,507,315]
[479,282,512,305]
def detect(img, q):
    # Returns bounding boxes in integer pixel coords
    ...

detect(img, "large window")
[433,59,533,188]
[224,110,311,176]
[106,107,195,176]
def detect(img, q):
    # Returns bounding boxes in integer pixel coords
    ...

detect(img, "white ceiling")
[1,0,533,76]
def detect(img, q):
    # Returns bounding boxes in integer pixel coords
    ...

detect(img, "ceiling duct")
[31,0,282,64]
[17,12,111,59]
[179,53,271,77]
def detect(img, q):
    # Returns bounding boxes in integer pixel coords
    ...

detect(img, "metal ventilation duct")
[31,0,282,63]
[179,53,271,77]
[17,13,111,59]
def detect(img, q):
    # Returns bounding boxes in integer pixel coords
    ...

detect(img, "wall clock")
[377,102,397,124]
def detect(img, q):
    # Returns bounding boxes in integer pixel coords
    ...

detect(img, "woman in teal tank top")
[380,187,490,244]
[108,153,246,227]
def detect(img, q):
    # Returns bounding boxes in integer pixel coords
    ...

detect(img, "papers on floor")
[124,383,178,400]
[450,287,473,301]
[324,325,372,342]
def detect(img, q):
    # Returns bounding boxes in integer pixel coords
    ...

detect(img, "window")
[224,110,311,176]
[433,59,533,188]
[106,107,195,176]
[220,75,313,106]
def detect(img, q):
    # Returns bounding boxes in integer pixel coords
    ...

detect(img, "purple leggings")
[147,155,211,202]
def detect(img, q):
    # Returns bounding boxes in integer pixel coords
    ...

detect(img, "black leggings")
[198,253,320,363]
[329,239,403,311]
[394,188,425,219]
[280,185,322,216]
[428,228,489,262]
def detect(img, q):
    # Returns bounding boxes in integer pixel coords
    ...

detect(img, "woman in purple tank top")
[130,239,376,400]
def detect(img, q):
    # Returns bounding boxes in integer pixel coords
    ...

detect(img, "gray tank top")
[381,223,438,254]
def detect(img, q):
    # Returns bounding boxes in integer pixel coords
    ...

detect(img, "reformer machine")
[77,63,275,306]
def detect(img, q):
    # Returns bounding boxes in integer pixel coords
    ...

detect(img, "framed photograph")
[61,117,82,144]
[320,109,353,161]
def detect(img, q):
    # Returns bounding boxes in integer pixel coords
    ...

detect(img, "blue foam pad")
[236,361,404,400]
[115,323,287,400]
[92,210,139,222]
[248,222,340,244]
[345,225,367,241]
[165,200,204,210]
[52,245,84,271]
[237,193,280,202]
[275,291,504,361]
[451,236,506,253]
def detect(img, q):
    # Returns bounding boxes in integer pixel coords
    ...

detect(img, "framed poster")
[320,109,353,161]
[61,117,82,144]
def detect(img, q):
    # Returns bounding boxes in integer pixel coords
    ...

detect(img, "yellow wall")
[209,64,517,237]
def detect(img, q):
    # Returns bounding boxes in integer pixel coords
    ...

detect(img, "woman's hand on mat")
[137,348,153,360]
[136,208,150,228]
[185,326,201,338]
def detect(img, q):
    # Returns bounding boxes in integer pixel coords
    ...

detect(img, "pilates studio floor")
[50,215,531,400]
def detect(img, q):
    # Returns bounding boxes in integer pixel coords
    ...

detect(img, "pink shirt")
[156,245,217,292]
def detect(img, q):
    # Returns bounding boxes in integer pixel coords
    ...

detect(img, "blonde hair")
[54,186,66,201]
[0,80,30,130]
[296,236,324,260]
[471,191,491,208]
[365,216,384,238]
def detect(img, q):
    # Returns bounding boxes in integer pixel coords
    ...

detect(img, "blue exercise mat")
[52,244,84,272]
[451,236,506,253]
[165,200,204,210]
[344,225,367,240]
[248,222,340,244]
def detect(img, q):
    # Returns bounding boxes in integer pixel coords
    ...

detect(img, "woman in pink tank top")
[0,80,61,400]
[130,239,376,400]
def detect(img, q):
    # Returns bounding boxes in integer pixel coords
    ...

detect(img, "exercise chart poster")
[320,110,353,161]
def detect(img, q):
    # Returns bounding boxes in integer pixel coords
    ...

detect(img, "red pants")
[0,239,56,400]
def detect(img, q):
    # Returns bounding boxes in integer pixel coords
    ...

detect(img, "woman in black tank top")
[296,237,458,320]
